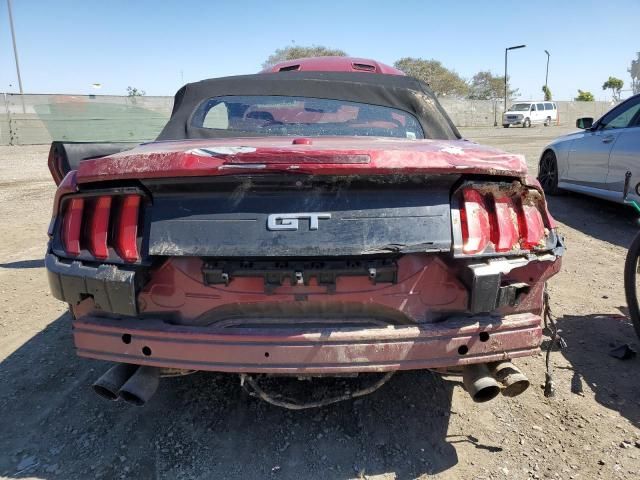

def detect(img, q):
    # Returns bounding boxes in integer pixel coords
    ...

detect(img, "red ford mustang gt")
[46,57,563,407]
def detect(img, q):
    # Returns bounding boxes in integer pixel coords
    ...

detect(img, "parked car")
[503,101,557,128]
[46,57,563,408]
[537,93,640,200]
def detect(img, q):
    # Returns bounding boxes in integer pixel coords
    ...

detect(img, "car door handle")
[602,135,615,144]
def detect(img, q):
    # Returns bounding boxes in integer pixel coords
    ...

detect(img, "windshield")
[191,95,424,139]
[508,103,532,112]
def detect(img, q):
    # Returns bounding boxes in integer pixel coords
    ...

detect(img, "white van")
[503,101,557,128]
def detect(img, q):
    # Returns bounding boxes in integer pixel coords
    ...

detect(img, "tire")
[523,118,531,128]
[624,233,640,340]
[503,124,510,128]
[544,116,551,126]
[538,150,562,195]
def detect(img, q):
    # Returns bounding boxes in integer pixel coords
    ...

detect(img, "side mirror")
[576,117,594,129]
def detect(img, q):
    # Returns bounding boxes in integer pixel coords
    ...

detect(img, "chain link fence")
[0,93,614,145]
[1,93,173,145]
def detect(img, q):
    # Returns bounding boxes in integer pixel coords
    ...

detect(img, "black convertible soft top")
[156,72,461,141]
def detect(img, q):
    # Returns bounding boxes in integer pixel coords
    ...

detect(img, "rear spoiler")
[47,141,138,185]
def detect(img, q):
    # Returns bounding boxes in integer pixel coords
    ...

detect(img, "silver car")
[537,94,640,202]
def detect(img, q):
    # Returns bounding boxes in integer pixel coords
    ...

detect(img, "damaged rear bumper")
[73,312,542,374]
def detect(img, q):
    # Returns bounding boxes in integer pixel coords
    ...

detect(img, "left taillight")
[58,193,143,263]
[458,186,548,255]
[61,197,84,256]
[114,195,141,263]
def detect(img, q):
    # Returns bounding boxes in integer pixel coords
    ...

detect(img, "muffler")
[489,361,530,397]
[462,364,501,403]
[92,363,138,401]
[118,366,160,406]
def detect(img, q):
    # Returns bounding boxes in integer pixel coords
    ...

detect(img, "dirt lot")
[0,126,639,480]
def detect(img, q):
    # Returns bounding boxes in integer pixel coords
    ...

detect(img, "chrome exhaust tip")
[462,364,501,403]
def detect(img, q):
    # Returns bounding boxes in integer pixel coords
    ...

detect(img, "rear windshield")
[191,95,424,139]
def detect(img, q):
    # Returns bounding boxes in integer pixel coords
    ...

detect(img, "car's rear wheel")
[503,124,510,128]
[523,118,531,128]
[624,233,640,340]
[544,116,551,126]
[538,151,562,195]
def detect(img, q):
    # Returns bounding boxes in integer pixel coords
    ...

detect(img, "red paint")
[61,197,84,256]
[75,137,527,184]
[87,196,112,259]
[136,255,466,322]
[51,171,78,221]
[261,56,405,76]
[72,313,542,374]
[114,195,140,263]
[292,138,313,145]
[47,145,65,185]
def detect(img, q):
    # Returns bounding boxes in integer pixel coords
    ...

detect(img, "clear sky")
[1,0,638,101]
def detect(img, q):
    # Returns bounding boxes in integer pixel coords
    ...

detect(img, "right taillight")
[460,189,491,254]
[114,195,141,263]
[518,203,545,249]
[459,186,547,255]
[59,193,142,262]
[492,196,519,252]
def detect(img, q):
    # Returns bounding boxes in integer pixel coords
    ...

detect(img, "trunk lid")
[75,137,527,183]
[145,175,456,257]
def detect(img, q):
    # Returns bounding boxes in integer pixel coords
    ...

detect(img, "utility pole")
[7,0,25,113]
[544,50,550,93]
[504,45,526,116]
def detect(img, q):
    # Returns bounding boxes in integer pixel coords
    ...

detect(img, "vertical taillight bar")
[114,195,141,263]
[519,203,545,249]
[492,197,519,252]
[460,189,491,254]
[87,196,112,259]
[61,198,84,256]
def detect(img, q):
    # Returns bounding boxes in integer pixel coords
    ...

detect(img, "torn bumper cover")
[73,313,542,374]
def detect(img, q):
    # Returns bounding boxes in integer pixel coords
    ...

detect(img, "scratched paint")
[76,137,527,184]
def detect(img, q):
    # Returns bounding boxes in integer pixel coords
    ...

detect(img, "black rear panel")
[144,175,456,257]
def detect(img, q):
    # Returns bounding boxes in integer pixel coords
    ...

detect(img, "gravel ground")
[0,126,639,479]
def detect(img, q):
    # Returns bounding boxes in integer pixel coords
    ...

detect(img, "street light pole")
[504,44,526,119]
[544,50,550,91]
[7,0,25,113]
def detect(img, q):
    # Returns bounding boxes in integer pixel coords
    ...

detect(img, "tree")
[394,57,469,97]
[126,86,146,97]
[467,70,516,101]
[602,76,624,102]
[629,52,640,95]
[542,85,552,101]
[575,89,595,101]
[262,45,348,69]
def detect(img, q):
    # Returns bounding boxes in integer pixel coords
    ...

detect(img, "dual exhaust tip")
[92,364,160,406]
[93,360,527,406]
[462,361,530,403]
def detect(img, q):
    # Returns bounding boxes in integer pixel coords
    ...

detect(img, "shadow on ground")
[0,259,45,269]
[0,313,459,479]
[556,313,640,428]
[546,193,638,249]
